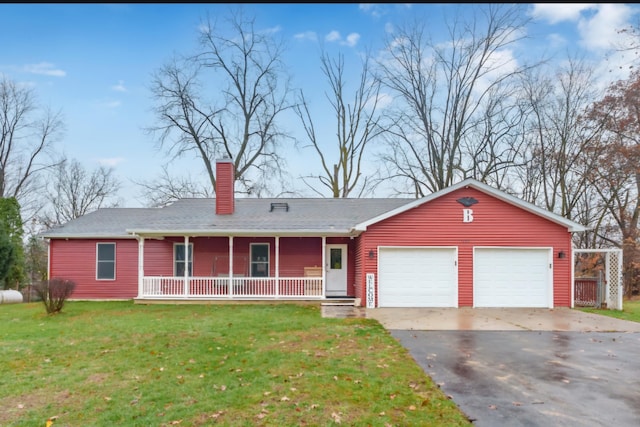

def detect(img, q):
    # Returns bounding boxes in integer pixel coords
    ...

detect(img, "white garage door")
[474,248,552,308]
[378,247,457,307]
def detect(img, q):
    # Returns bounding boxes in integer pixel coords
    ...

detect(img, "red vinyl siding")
[358,188,573,307]
[50,236,356,299]
[49,239,138,299]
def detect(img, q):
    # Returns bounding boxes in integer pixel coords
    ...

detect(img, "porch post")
[137,236,145,298]
[228,236,234,298]
[275,236,280,297]
[184,236,190,298]
[321,236,326,297]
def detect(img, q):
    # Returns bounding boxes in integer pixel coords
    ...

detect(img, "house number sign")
[366,273,375,308]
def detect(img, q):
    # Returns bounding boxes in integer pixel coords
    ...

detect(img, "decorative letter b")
[463,209,474,223]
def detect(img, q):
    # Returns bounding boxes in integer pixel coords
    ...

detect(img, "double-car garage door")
[378,247,552,308]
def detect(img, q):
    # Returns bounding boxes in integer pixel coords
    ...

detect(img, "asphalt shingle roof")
[41,198,413,238]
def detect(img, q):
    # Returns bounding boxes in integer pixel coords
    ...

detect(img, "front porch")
[134,235,355,301]
[140,275,324,299]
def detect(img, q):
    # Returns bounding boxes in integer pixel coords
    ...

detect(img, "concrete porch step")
[321,298,357,306]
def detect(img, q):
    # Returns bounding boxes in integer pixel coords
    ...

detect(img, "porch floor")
[134,297,357,306]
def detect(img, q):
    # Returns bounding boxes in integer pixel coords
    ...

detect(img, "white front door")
[325,244,347,297]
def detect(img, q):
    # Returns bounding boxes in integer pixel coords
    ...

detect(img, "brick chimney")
[215,157,235,215]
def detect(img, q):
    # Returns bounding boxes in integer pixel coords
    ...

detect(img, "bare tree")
[147,8,293,197]
[376,4,533,196]
[518,57,603,222]
[135,165,213,207]
[41,158,121,227]
[0,77,63,220]
[295,51,385,197]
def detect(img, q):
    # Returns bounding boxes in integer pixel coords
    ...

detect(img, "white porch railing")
[141,276,323,299]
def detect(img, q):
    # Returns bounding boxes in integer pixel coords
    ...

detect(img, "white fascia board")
[41,234,136,239]
[126,228,359,238]
[354,178,588,233]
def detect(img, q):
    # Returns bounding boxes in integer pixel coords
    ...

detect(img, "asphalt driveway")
[368,308,640,426]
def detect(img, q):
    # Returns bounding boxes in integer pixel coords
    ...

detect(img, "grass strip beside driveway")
[580,299,640,323]
[0,301,470,427]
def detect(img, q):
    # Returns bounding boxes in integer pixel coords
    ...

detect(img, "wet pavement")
[366,307,640,332]
[392,330,640,426]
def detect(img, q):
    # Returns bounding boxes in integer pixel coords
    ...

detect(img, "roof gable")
[353,178,588,233]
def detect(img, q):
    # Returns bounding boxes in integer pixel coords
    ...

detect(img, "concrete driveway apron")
[366,308,640,427]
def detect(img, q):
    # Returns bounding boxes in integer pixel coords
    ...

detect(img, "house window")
[330,248,342,269]
[250,243,269,277]
[174,243,193,276]
[96,243,116,280]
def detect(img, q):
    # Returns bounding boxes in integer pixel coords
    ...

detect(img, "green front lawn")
[0,302,470,427]
[580,299,640,323]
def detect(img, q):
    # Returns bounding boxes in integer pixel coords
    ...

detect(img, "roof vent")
[270,202,289,212]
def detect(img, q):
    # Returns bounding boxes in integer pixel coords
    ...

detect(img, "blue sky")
[1,3,639,207]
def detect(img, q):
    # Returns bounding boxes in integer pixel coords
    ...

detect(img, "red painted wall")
[357,188,573,307]
[49,239,139,299]
[50,236,356,299]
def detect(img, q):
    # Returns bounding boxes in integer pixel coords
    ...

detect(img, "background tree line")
[1,5,638,296]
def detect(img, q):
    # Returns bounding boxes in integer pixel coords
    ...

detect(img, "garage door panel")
[474,248,551,308]
[379,248,457,308]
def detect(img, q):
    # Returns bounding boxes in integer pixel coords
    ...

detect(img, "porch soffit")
[127,228,362,238]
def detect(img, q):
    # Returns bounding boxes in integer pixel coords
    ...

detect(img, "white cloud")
[366,91,393,111]
[325,30,360,47]
[262,25,282,35]
[577,4,633,51]
[294,31,317,42]
[344,33,361,47]
[23,62,66,77]
[325,30,341,43]
[531,4,636,53]
[111,80,126,92]
[530,4,597,24]
[546,33,567,49]
[98,157,125,167]
[359,3,385,19]
[384,22,395,34]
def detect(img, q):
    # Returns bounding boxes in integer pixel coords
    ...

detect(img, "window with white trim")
[96,243,116,280]
[174,243,193,276]
[250,243,269,277]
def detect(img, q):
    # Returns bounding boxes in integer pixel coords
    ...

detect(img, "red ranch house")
[42,158,587,308]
